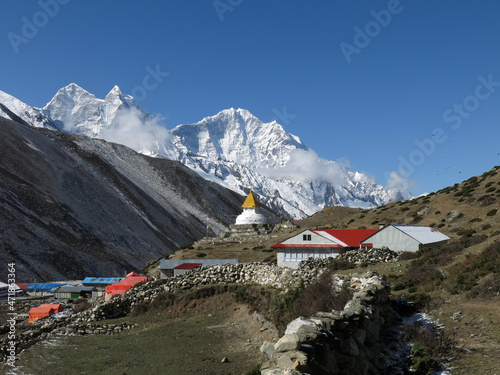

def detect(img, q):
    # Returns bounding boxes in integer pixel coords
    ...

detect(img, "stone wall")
[260,272,402,375]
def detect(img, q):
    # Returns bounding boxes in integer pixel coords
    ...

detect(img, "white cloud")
[100,107,171,156]
[259,149,349,185]
[385,170,416,192]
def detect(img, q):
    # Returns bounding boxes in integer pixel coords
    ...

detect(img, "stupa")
[235,190,267,225]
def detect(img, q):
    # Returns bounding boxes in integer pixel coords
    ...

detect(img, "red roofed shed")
[104,272,148,301]
[173,263,203,276]
[29,304,63,323]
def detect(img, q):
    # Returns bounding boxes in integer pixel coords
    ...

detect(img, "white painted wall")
[368,226,420,252]
[277,248,342,268]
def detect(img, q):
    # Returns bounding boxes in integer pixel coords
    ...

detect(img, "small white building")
[360,224,450,252]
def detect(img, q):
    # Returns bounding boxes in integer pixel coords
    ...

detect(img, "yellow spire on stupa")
[242,190,260,208]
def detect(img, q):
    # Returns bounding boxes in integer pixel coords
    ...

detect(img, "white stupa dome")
[235,190,267,225]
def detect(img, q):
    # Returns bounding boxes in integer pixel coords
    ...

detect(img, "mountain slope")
[300,165,500,238]
[0,117,245,281]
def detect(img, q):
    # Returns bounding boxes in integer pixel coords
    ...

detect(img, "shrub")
[482,223,492,231]
[447,241,500,292]
[467,274,500,299]
[398,251,420,261]
[290,270,353,323]
[469,218,482,223]
[486,186,497,193]
[324,259,354,271]
[480,196,497,206]
[394,264,443,292]
[401,207,410,212]
[434,211,441,215]
[402,321,456,374]
[486,209,497,216]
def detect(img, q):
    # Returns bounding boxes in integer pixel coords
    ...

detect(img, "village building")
[25,283,65,297]
[272,229,378,268]
[28,303,63,323]
[54,285,95,300]
[158,259,238,278]
[82,276,125,299]
[104,272,148,301]
[0,281,24,301]
[173,263,203,276]
[360,224,450,252]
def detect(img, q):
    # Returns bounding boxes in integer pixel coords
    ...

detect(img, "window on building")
[302,234,311,241]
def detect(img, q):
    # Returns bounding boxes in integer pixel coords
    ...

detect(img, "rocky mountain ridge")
[0,85,411,218]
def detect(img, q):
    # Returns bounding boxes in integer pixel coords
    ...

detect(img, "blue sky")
[1,1,500,196]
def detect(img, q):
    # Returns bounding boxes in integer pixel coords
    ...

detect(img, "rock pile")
[297,247,399,271]
[260,272,406,375]
[337,247,399,265]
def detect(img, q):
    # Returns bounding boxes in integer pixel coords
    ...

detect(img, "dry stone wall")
[260,272,403,375]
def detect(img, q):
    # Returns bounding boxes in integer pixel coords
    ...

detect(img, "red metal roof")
[105,273,148,294]
[16,283,31,289]
[174,263,203,269]
[272,229,378,248]
[312,229,378,247]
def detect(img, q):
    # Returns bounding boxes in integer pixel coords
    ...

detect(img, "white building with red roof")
[272,229,378,268]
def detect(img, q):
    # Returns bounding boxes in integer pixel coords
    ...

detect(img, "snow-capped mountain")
[0,84,411,218]
[170,108,409,216]
[0,89,59,130]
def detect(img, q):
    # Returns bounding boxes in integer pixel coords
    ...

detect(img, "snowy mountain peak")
[0,84,412,219]
[50,83,96,103]
[107,85,123,97]
[172,107,307,169]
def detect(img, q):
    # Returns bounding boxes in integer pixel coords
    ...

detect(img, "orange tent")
[104,272,147,301]
[28,303,63,323]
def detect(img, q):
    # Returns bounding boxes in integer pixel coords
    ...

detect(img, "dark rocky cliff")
[0,117,243,281]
